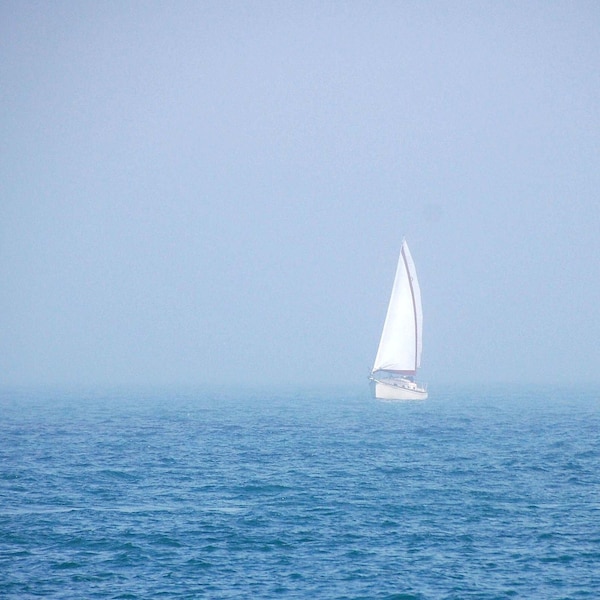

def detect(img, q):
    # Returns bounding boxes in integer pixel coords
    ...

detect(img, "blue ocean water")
[1,386,599,599]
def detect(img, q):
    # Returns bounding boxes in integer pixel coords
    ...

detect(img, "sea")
[1,385,599,599]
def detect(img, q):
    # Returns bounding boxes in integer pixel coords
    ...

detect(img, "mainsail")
[372,240,423,375]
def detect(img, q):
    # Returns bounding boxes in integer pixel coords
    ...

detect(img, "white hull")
[370,377,428,401]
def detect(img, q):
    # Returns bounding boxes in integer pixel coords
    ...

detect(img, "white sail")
[372,240,423,375]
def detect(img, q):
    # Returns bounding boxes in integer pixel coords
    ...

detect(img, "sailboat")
[370,240,428,400]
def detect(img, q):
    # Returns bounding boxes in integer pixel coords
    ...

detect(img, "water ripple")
[1,386,599,598]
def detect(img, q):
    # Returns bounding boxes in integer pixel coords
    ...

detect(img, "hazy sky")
[2,2,599,388]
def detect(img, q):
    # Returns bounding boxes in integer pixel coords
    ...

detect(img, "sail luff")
[401,241,423,371]
[401,244,418,373]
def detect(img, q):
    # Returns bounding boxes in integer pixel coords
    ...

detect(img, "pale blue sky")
[2,2,599,387]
